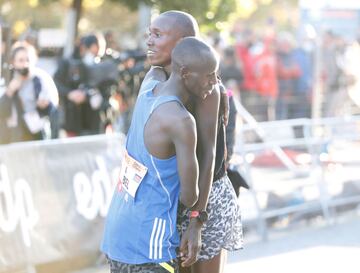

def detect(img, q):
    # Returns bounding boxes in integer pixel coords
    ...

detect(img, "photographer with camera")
[54,34,105,137]
[0,42,59,144]
[113,49,148,134]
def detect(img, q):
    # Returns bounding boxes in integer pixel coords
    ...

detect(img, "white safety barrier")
[233,102,360,240]
[0,134,125,272]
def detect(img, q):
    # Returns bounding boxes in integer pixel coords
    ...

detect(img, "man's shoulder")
[143,66,167,83]
[155,100,190,116]
[155,102,195,133]
[139,78,160,95]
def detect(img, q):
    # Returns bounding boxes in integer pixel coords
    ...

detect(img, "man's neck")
[160,75,189,104]
[164,65,171,78]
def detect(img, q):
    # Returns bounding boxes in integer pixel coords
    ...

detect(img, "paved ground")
[73,211,360,273]
[227,212,360,273]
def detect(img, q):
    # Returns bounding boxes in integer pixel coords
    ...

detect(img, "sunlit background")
[1,1,360,273]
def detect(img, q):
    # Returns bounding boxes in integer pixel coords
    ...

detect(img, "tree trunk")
[63,0,83,58]
[72,0,83,39]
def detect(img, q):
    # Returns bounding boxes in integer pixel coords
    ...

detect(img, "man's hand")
[6,77,23,97]
[218,80,229,126]
[67,89,87,105]
[179,219,202,267]
[37,99,50,109]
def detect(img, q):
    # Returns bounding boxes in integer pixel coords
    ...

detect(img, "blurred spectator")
[253,36,278,120]
[219,47,243,95]
[322,32,347,117]
[0,42,59,144]
[234,29,257,106]
[344,37,360,108]
[291,41,313,119]
[54,34,105,136]
[104,30,121,54]
[235,29,257,92]
[275,32,301,120]
[1,24,12,83]
[322,31,342,95]
[113,49,148,134]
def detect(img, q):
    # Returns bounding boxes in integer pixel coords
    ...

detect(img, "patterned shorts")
[178,175,243,261]
[107,257,179,273]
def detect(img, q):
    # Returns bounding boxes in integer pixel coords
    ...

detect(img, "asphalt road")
[73,211,360,273]
[227,212,360,273]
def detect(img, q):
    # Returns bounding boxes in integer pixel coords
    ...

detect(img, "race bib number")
[119,151,148,198]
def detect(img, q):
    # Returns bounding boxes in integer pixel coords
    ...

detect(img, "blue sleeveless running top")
[101,79,185,264]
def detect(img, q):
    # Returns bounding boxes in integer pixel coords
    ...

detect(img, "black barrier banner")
[0,134,125,271]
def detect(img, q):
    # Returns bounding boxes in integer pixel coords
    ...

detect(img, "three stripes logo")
[149,217,167,260]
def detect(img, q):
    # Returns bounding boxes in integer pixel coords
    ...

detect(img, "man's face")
[147,15,182,67]
[13,49,29,70]
[80,43,99,58]
[89,43,100,56]
[183,62,218,100]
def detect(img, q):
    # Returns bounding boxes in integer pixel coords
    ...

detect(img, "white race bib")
[119,151,148,198]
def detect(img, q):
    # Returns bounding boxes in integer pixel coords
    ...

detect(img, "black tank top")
[213,102,227,182]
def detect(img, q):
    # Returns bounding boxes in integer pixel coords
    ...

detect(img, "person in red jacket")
[254,36,278,120]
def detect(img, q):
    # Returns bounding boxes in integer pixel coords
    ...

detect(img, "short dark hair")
[161,11,199,37]
[10,46,27,61]
[10,41,36,62]
[80,34,99,48]
[171,37,218,72]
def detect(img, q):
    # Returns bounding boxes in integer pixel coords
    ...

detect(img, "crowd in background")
[216,27,360,122]
[0,30,149,144]
[1,25,360,145]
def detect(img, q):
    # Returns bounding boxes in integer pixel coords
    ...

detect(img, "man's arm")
[0,76,24,118]
[170,113,199,207]
[179,84,220,268]
[135,66,167,97]
[193,84,220,212]
[53,59,72,98]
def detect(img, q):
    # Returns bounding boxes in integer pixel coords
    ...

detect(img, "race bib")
[119,151,148,198]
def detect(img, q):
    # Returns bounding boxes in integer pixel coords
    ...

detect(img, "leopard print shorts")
[178,175,243,261]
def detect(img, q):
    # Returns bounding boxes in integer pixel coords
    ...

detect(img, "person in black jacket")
[54,34,103,136]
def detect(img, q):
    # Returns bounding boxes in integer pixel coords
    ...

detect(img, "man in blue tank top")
[101,37,219,273]
[145,11,243,273]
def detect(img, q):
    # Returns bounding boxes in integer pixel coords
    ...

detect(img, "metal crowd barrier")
[233,100,360,240]
[0,134,125,273]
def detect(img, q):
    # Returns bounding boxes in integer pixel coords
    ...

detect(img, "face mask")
[16,67,29,77]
